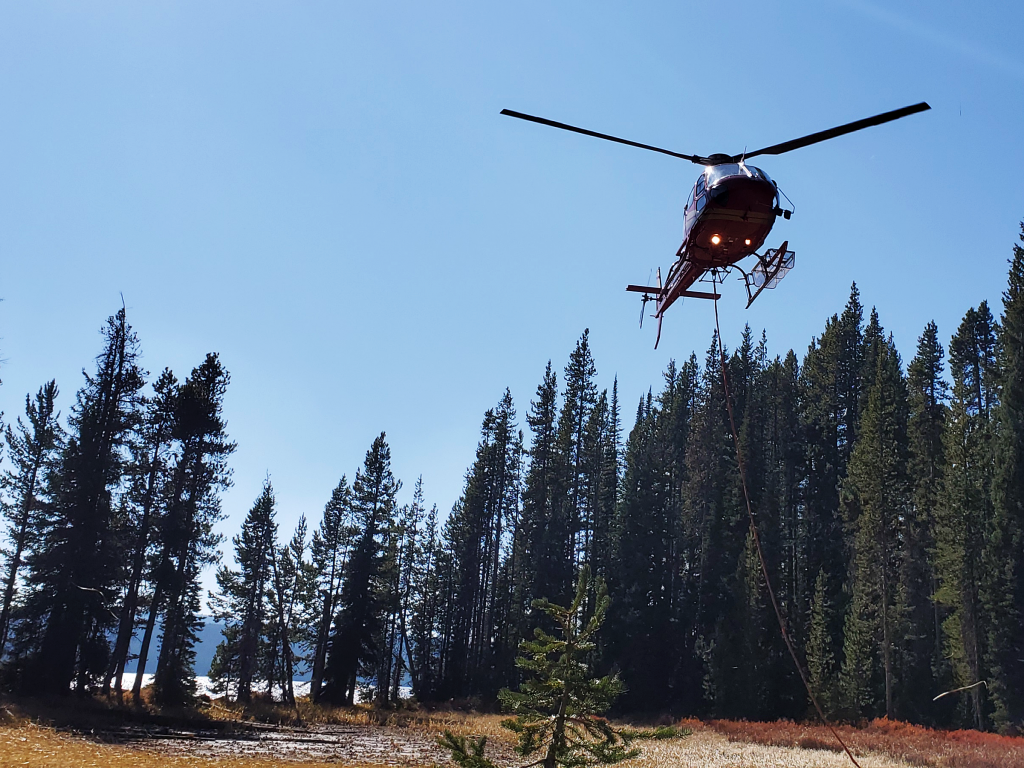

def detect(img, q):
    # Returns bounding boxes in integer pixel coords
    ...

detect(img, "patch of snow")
[117,672,409,703]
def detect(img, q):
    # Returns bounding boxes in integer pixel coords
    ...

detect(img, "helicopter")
[501,102,930,347]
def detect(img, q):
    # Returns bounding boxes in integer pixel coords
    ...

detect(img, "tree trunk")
[882,561,893,719]
[132,582,163,701]
[105,433,168,696]
[309,592,333,701]
[0,483,37,650]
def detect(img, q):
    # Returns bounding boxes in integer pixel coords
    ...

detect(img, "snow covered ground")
[118,673,409,702]
[119,672,311,699]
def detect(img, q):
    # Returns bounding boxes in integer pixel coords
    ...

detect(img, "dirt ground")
[106,721,510,765]
[3,704,1020,768]
[0,718,912,768]
[133,726,911,768]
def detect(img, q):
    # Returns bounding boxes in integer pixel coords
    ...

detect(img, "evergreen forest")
[3,227,1024,734]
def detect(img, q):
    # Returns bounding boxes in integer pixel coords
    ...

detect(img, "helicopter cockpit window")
[696,173,706,195]
[706,163,743,187]
[686,185,695,209]
[751,166,771,183]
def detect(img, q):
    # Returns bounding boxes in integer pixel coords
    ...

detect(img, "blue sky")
[2,1,1023,590]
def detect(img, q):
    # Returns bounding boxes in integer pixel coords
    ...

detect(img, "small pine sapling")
[439,731,498,768]
[499,566,639,768]
[438,566,684,768]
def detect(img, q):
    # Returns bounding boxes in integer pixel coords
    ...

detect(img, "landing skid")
[625,277,720,349]
[626,241,793,349]
[736,241,795,308]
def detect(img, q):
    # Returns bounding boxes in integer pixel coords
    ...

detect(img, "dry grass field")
[0,719,906,768]
[0,701,1022,768]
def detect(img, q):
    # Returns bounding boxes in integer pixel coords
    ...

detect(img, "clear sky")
[2,1,1023,593]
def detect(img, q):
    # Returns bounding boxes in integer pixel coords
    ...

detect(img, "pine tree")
[25,309,145,695]
[141,353,234,704]
[840,331,909,719]
[610,384,665,710]
[801,286,864,669]
[900,321,948,722]
[806,570,837,717]
[390,478,427,703]
[105,368,178,697]
[410,500,441,699]
[761,350,805,711]
[719,333,771,717]
[209,481,276,702]
[497,566,638,768]
[588,377,622,584]
[323,432,400,705]
[433,512,459,699]
[308,476,356,701]
[680,333,748,714]
[556,330,599,576]
[703,330,801,719]
[269,516,308,705]
[608,356,698,711]
[934,305,999,728]
[0,381,63,653]
[516,362,565,640]
[985,224,1024,730]
[439,394,521,698]
[376,507,404,707]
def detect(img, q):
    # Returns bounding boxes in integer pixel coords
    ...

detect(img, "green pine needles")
[500,566,636,768]
[443,566,668,768]
[440,732,499,768]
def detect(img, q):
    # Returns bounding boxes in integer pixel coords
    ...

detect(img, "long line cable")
[710,271,862,768]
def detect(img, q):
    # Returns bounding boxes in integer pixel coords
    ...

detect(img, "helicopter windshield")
[706,163,771,186]
[706,164,742,186]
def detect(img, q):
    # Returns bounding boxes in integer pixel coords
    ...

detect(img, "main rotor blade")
[741,102,931,160]
[501,109,707,164]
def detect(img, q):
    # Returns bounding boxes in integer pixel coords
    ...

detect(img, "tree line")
[0,309,233,703]
[2,227,1024,732]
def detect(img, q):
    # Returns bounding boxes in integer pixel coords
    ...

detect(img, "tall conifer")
[985,225,1024,729]
[935,305,999,728]
[308,477,356,701]
[210,480,277,702]
[801,287,864,657]
[323,433,400,705]
[269,516,308,706]
[556,331,598,577]
[27,309,145,695]
[410,499,441,699]
[142,353,234,704]
[840,332,909,719]
[517,363,564,626]
[0,382,63,653]
[105,368,178,696]
[439,394,521,698]
[611,378,668,710]
[901,321,948,722]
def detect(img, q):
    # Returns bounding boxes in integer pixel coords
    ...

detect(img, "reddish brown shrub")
[700,716,1024,768]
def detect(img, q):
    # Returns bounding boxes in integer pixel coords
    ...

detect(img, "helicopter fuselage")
[670,163,780,294]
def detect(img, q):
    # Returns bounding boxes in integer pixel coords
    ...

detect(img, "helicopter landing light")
[745,239,752,246]
[711,234,721,245]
